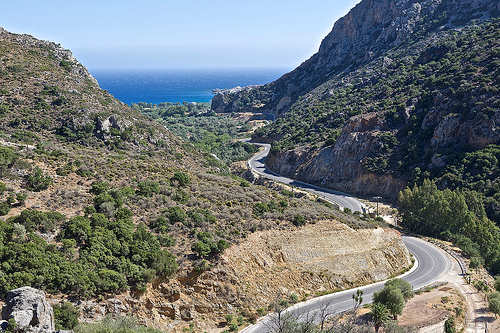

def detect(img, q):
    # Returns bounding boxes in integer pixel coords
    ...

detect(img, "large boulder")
[1,287,55,332]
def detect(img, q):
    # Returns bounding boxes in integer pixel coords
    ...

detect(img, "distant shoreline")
[90,68,287,105]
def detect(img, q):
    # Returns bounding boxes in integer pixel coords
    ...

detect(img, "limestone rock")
[1,287,55,333]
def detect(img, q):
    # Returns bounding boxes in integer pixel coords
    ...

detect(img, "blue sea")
[91,68,288,105]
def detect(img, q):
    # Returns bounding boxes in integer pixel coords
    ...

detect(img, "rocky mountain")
[0,27,411,331]
[212,0,500,222]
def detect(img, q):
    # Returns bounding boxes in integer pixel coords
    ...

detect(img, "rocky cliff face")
[266,113,407,199]
[212,0,499,117]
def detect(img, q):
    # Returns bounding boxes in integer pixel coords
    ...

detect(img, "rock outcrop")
[1,287,55,333]
[266,113,407,198]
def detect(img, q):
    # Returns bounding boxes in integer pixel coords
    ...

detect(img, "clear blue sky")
[1,1,360,70]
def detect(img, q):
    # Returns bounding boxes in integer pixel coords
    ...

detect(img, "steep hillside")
[211,0,500,222]
[0,28,412,331]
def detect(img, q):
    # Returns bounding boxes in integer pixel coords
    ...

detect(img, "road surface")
[248,143,366,213]
[242,143,455,333]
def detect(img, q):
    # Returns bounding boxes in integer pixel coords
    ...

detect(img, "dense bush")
[136,180,160,197]
[172,172,190,187]
[0,184,178,298]
[292,215,306,227]
[8,209,65,233]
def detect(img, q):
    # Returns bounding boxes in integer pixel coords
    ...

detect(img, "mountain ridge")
[210,0,499,224]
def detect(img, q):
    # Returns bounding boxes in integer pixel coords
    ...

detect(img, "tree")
[488,292,500,318]
[469,256,484,273]
[385,279,414,301]
[370,302,390,333]
[494,276,500,292]
[374,286,405,319]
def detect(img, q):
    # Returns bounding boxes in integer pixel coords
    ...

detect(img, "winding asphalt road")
[242,143,456,333]
[248,143,366,213]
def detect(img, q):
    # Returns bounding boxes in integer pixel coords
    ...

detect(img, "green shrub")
[6,318,16,332]
[8,209,66,233]
[26,167,52,192]
[60,216,92,244]
[171,172,190,187]
[151,250,178,277]
[0,182,7,194]
[96,269,127,293]
[136,180,160,197]
[0,147,17,177]
[15,192,27,206]
[191,232,229,258]
[0,201,10,216]
[253,202,268,216]
[165,206,186,224]
[90,181,110,195]
[54,302,79,330]
[292,215,306,227]
[59,59,72,72]
[0,104,9,115]
[444,317,456,333]
[172,189,189,203]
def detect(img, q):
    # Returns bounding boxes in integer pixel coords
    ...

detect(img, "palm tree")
[370,302,390,333]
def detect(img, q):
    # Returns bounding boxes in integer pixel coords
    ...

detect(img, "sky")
[1,1,360,70]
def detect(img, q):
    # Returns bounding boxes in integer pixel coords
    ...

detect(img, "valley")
[0,0,499,332]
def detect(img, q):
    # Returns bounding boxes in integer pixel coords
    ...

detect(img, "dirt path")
[441,253,497,333]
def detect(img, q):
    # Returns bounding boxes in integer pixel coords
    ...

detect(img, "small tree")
[488,292,500,318]
[370,302,390,333]
[352,289,363,311]
[374,286,405,319]
[469,256,484,273]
